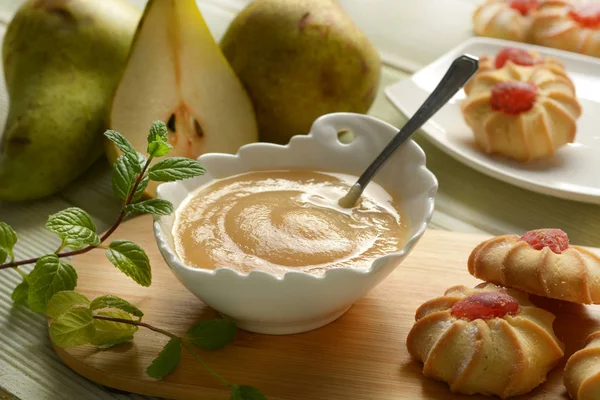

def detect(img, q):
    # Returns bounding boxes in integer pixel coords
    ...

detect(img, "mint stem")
[122,155,153,208]
[0,157,153,271]
[181,339,232,388]
[92,315,232,388]
[55,243,66,255]
[13,267,27,279]
[93,315,177,339]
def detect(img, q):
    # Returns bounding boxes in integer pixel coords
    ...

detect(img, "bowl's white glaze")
[153,112,438,334]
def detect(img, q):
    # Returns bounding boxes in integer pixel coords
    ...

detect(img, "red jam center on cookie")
[509,0,538,16]
[495,47,536,68]
[518,228,569,254]
[451,292,520,321]
[490,81,538,115]
[569,4,600,28]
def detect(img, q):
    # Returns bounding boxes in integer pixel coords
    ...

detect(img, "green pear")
[220,0,381,144]
[108,0,259,198]
[0,0,140,202]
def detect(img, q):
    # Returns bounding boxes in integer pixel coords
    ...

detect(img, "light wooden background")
[1,0,599,399]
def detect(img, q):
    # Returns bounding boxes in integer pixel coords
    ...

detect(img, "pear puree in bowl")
[172,170,409,276]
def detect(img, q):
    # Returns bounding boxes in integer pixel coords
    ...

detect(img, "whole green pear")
[220,0,381,144]
[0,0,140,202]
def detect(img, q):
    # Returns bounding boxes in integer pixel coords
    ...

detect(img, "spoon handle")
[356,54,479,189]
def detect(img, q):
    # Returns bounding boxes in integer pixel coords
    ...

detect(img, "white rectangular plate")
[385,37,600,205]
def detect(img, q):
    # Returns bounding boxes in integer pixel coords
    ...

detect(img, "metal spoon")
[338,54,479,208]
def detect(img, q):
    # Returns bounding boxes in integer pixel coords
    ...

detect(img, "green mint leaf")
[146,337,181,379]
[147,121,172,157]
[112,152,147,201]
[11,279,29,304]
[186,318,237,350]
[230,385,267,400]
[90,295,144,318]
[104,130,141,173]
[148,158,205,182]
[49,307,95,348]
[106,241,151,287]
[105,130,138,158]
[46,208,100,247]
[147,141,173,158]
[46,291,90,319]
[28,255,78,313]
[124,199,174,217]
[91,310,137,349]
[147,120,168,143]
[112,155,138,201]
[0,221,17,262]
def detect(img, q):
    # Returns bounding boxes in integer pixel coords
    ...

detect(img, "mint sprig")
[49,294,264,397]
[0,121,266,398]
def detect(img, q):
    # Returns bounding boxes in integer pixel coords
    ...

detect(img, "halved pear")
[108,0,258,197]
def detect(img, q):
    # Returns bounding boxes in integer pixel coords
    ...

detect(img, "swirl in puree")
[173,170,408,276]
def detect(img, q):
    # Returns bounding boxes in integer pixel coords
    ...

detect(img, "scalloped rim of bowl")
[153,112,438,282]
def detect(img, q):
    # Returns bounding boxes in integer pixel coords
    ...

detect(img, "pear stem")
[0,157,153,271]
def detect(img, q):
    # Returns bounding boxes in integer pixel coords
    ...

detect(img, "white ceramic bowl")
[153,112,437,335]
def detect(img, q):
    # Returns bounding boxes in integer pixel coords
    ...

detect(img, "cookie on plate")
[473,0,539,42]
[531,1,600,58]
[464,46,566,92]
[461,53,581,161]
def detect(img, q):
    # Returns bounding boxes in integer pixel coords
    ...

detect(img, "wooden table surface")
[1,0,600,399]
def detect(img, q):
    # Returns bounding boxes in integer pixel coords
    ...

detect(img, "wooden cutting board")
[52,215,600,400]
